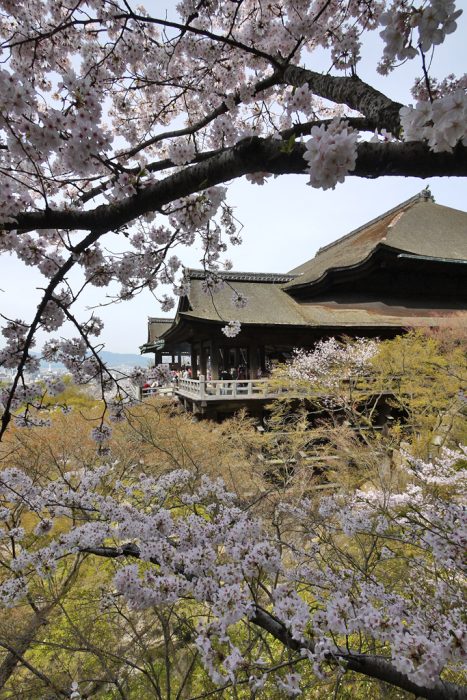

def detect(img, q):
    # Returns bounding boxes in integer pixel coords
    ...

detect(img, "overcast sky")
[1,1,466,354]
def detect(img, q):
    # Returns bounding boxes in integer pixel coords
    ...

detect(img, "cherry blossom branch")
[118,70,282,163]
[281,65,404,132]
[81,544,466,700]
[0,228,104,440]
[122,9,281,68]
[5,139,467,237]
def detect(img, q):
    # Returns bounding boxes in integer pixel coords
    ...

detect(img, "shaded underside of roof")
[296,300,467,328]
[285,196,467,290]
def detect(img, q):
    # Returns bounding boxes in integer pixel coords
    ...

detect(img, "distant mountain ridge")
[99,351,151,368]
[39,351,150,371]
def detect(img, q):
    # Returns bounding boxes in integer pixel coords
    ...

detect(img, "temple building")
[141,190,467,380]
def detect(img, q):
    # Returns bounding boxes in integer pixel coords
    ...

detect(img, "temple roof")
[187,270,296,283]
[175,274,467,331]
[285,190,467,291]
[143,191,467,349]
[181,277,307,325]
[140,317,176,353]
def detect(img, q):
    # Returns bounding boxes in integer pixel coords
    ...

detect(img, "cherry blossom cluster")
[412,72,467,101]
[147,364,172,386]
[168,139,196,166]
[287,337,379,387]
[400,89,467,152]
[231,291,248,309]
[221,320,242,338]
[90,423,113,444]
[286,83,314,116]
[378,0,462,74]
[303,119,358,190]
[0,374,66,431]
[42,337,101,385]
[128,363,172,391]
[0,318,38,371]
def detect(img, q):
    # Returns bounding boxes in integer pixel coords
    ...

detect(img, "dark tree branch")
[282,65,404,133]
[251,608,467,700]
[0,228,104,440]
[5,139,467,237]
[0,607,51,689]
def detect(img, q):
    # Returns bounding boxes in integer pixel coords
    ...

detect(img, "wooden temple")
[140,190,467,416]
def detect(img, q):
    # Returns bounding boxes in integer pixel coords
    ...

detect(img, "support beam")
[249,343,260,379]
[191,345,198,379]
[199,344,208,378]
[210,342,220,380]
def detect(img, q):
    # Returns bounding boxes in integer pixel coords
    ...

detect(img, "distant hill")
[100,351,151,368]
[39,351,151,371]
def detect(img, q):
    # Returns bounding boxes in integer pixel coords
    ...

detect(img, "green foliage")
[372,330,467,453]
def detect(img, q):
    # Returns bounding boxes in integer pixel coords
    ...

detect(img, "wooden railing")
[177,376,290,400]
[141,385,175,399]
[143,375,402,402]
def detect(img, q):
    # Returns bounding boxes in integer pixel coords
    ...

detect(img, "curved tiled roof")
[181,277,308,325]
[147,317,175,343]
[143,192,467,347]
[285,191,467,291]
[175,276,467,331]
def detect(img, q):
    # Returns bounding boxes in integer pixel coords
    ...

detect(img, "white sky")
[0,1,466,354]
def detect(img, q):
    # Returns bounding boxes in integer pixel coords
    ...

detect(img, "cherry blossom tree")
[277,332,467,450]
[0,4,466,695]
[0,0,466,435]
[0,437,465,698]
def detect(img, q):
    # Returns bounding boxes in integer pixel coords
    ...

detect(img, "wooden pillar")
[249,343,259,379]
[199,344,208,378]
[259,346,266,373]
[210,341,220,380]
[191,344,198,379]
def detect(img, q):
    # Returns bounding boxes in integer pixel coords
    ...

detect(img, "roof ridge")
[315,188,435,257]
[186,269,297,282]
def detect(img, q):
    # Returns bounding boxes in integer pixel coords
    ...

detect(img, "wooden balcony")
[176,376,288,401]
[142,374,401,419]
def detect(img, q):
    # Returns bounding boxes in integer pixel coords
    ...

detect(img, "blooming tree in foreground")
[0,0,466,433]
[0,442,465,698]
